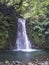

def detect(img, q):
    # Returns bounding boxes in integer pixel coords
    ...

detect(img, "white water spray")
[13,18,37,52]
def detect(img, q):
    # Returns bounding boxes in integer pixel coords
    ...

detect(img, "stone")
[35,59,39,63]
[10,63,13,65]
[5,61,10,65]
[0,62,5,65]
[5,61,9,64]
[37,63,41,65]
[47,58,49,61]
[12,61,16,65]
[37,63,42,65]
[34,64,37,65]
[40,63,45,65]
[44,61,49,65]
[15,61,21,64]
[28,62,34,65]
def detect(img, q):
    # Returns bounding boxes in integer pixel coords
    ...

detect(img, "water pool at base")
[0,49,49,62]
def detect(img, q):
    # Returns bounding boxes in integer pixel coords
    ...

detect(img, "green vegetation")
[0,0,49,49]
[0,13,9,48]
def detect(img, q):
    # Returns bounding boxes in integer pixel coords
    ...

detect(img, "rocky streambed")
[0,59,49,65]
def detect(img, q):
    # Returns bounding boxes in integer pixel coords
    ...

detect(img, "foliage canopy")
[0,0,49,49]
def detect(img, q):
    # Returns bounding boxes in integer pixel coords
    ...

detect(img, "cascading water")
[13,18,37,52]
[16,18,31,50]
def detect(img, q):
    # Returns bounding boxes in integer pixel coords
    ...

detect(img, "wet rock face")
[6,16,18,50]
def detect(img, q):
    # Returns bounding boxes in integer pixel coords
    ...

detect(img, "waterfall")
[15,18,31,51]
[13,18,37,52]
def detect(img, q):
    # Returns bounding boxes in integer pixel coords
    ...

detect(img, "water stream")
[0,50,49,62]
